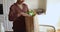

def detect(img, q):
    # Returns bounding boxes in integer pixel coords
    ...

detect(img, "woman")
[8,0,30,32]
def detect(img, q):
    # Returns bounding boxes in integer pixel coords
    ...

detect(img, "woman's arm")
[8,6,17,21]
[18,12,30,17]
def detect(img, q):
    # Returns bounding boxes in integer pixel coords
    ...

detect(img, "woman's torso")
[12,3,28,30]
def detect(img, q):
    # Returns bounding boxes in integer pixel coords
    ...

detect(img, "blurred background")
[0,0,60,32]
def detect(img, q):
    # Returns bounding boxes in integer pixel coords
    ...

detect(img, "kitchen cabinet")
[38,0,47,14]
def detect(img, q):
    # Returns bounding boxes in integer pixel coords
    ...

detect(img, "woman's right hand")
[18,12,31,17]
[21,12,31,16]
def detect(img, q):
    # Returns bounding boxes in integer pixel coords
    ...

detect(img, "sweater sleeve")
[8,5,18,21]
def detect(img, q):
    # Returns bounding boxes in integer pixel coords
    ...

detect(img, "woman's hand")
[21,12,31,16]
[17,12,31,17]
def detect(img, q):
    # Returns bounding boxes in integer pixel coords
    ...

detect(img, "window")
[0,4,3,14]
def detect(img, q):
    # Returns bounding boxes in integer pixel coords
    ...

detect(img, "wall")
[0,0,3,4]
[3,0,15,31]
[38,0,60,29]
[25,0,39,9]
[0,0,4,22]
[0,0,3,22]
[0,0,5,32]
